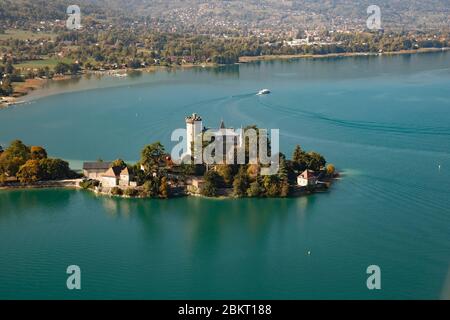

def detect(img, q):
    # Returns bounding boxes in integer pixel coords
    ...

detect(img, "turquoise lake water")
[0,52,450,299]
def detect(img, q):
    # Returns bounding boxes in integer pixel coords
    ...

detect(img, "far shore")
[0,63,217,108]
[1,47,449,108]
[238,47,450,63]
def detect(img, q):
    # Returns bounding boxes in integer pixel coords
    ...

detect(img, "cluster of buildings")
[185,113,320,188]
[81,113,320,192]
[82,162,136,189]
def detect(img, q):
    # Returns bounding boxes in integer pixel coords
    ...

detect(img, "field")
[0,29,56,41]
[14,58,72,70]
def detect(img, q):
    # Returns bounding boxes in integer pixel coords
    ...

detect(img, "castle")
[185,113,243,160]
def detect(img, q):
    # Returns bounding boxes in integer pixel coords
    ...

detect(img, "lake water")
[1,52,450,299]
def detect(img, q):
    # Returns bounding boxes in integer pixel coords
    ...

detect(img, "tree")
[278,154,288,181]
[54,62,70,75]
[111,159,127,170]
[124,188,139,197]
[263,175,280,197]
[30,146,47,160]
[159,176,169,198]
[111,187,123,196]
[70,63,81,75]
[0,76,13,96]
[216,164,234,187]
[140,142,166,174]
[280,179,290,197]
[17,160,42,183]
[306,152,326,172]
[326,164,336,176]
[247,179,262,197]
[0,140,30,176]
[293,145,303,163]
[39,158,72,180]
[292,145,307,171]
[142,178,160,197]
[233,166,249,197]
[201,170,222,197]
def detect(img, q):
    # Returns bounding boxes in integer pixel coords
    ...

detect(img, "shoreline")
[2,47,448,108]
[0,176,337,199]
[238,47,450,63]
[0,63,217,108]
[0,179,82,191]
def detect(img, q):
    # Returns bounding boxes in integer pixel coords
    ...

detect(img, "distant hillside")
[1,0,449,31]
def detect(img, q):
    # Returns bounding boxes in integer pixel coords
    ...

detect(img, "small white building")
[297,170,318,187]
[101,167,121,188]
[119,167,130,187]
[101,167,133,188]
[83,162,112,179]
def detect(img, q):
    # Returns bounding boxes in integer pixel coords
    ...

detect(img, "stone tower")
[185,113,203,156]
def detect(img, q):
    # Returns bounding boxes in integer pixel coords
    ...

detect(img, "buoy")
[307,251,311,255]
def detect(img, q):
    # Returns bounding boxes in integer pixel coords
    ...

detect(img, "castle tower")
[185,113,203,157]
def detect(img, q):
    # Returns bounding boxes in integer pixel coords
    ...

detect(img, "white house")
[83,162,112,179]
[101,167,133,188]
[297,170,318,187]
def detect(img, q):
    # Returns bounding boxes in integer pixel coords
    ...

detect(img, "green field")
[15,58,73,70]
[0,29,56,41]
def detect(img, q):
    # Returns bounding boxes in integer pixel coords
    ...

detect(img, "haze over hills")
[1,0,450,32]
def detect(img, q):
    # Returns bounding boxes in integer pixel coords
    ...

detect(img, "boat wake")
[257,100,450,137]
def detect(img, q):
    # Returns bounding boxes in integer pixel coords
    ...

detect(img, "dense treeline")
[0,140,78,184]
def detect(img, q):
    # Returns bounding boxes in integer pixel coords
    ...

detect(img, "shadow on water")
[93,195,314,253]
[0,189,73,220]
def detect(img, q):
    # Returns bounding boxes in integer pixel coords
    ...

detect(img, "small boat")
[257,89,271,95]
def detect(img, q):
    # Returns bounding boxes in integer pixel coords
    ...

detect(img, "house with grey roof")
[82,162,112,180]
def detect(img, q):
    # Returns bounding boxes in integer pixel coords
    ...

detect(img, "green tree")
[1,76,13,96]
[140,142,166,174]
[17,160,42,183]
[0,140,30,176]
[216,164,234,187]
[30,146,48,160]
[142,178,160,197]
[292,145,307,171]
[124,188,139,197]
[111,187,123,196]
[278,154,288,181]
[39,158,72,180]
[262,175,281,197]
[247,179,262,197]
[201,170,222,197]
[111,159,127,170]
[233,166,249,197]
[306,152,326,172]
[54,62,70,75]
[280,179,290,197]
[159,176,170,198]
